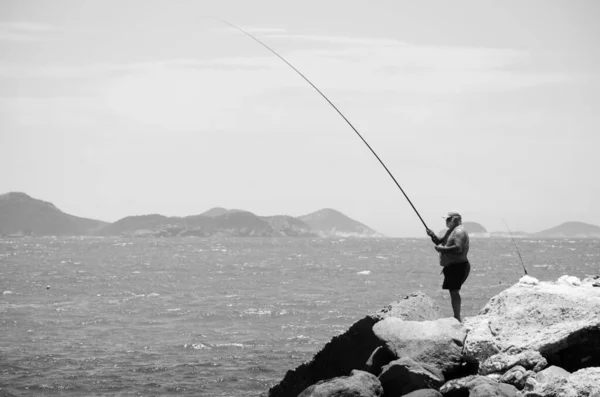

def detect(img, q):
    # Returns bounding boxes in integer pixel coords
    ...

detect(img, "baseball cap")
[442,211,462,220]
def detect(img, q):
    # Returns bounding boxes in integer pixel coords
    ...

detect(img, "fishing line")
[211,18,430,230]
[502,218,528,275]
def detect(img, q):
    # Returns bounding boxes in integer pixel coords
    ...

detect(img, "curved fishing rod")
[214,19,430,231]
[502,218,528,275]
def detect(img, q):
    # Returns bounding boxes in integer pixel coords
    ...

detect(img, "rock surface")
[373,292,443,322]
[499,365,533,390]
[438,375,498,396]
[479,350,547,375]
[378,357,444,396]
[463,275,600,372]
[533,365,570,384]
[297,370,383,397]
[523,367,600,397]
[267,275,600,397]
[373,317,468,378]
[469,382,520,397]
[403,390,443,397]
[267,292,442,397]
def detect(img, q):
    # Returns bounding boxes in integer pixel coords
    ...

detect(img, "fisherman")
[426,211,470,322]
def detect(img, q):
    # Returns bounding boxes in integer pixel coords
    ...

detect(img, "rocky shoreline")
[264,275,600,397]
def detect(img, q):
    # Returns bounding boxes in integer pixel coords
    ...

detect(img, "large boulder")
[533,365,570,384]
[463,275,600,372]
[373,292,443,321]
[297,370,383,397]
[378,357,444,396]
[523,367,600,397]
[268,292,442,397]
[372,317,471,378]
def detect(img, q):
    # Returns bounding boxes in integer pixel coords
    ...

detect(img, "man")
[426,211,470,322]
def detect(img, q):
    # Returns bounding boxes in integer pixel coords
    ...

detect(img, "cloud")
[0,21,60,41]
[0,29,571,131]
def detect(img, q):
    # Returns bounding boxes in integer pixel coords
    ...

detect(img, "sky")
[1,0,599,237]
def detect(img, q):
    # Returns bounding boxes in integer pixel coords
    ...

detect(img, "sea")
[1,236,599,396]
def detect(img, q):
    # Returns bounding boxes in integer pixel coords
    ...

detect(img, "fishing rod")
[213,18,430,231]
[502,218,528,275]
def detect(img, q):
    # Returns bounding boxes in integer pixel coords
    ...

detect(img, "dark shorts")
[442,261,470,290]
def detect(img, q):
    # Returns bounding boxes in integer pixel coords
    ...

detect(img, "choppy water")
[1,237,599,396]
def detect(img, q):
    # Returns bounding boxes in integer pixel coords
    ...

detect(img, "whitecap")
[244,308,271,316]
[356,270,371,275]
[2,291,13,295]
[186,343,210,350]
[215,343,244,348]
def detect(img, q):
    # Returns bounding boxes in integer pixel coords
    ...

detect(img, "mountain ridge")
[0,192,107,236]
[2,192,599,238]
[0,192,381,238]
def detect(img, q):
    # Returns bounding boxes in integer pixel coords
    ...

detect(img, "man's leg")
[449,289,461,322]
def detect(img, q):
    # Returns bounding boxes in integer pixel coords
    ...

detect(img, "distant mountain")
[96,214,177,237]
[0,192,106,236]
[0,192,381,238]
[463,222,487,234]
[261,215,316,237]
[97,211,276,237]
[200,207,245,218]
[534,222,600,238]
[298,208,384,238]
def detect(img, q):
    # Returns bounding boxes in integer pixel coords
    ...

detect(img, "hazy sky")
[1,0,599,236]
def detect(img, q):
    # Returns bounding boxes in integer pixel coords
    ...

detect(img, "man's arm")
[426,228,442,245]
[435,229,468,253]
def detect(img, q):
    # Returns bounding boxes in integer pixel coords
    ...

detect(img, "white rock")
[557,275,581,286]
[463,278,600,363]
[519,275,539,285]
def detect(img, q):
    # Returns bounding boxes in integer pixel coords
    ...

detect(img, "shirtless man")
[426,211,470,322]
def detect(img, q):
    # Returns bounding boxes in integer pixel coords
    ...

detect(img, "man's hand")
[427,228,441,245]
[435,245,443,252]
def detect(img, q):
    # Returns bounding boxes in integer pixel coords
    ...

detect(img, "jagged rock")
[378,357,444,396]
[268,293,443,397]
[470,382,521,397]
[365,346,396,376]
[479,350,547,375]
[534,365,570,384]
[373,292,443,321]
[297,370,383,397]
[403,390,443,397]
[373,317,470,378]
[439,375,497,396]
[523,367,600,397]
[499,365,533,390]
[463,275,600,372]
